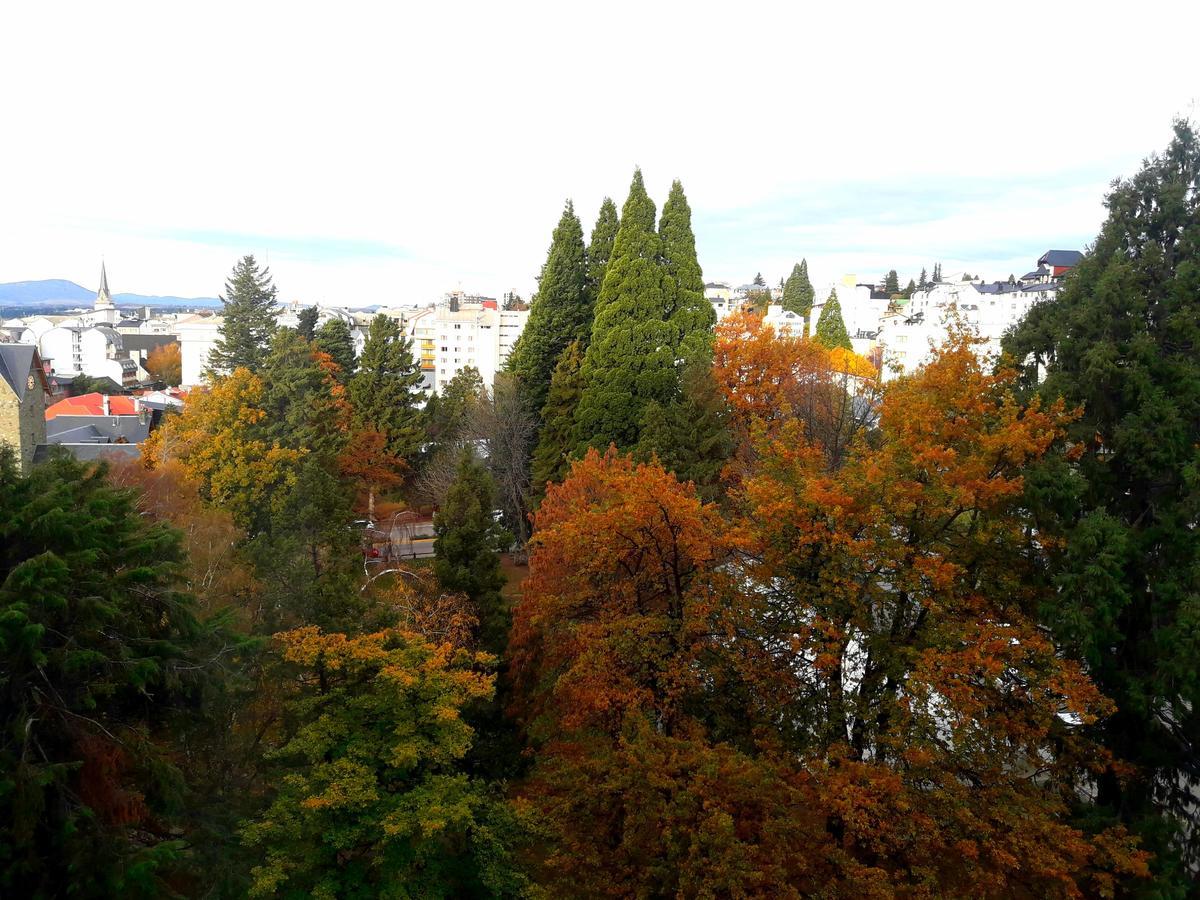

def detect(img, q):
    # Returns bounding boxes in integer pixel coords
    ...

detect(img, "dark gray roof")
[1021,267,1049,280]
[33,443,141,464]
[0,344,38,399]
[121,334,178,352]
[46,414,150,444]
[45,423,106,443]
[1038,249,1083,268]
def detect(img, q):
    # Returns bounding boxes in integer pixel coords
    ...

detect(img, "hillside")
[0,279,222,310]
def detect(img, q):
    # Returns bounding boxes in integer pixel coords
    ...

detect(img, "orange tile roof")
[45,393,137,419]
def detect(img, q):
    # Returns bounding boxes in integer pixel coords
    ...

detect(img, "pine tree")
[659,179,715,368]
[259,329,346,457]
[814,288,852,350]
[206,255,279,376]
[918,267,928,290]
[574,169,675,451]
[884,269,900,293]
[314,318,357,379]
[586,197,620,310]
[296,305,319,341]
[1004,120,1200,883]
[782,261,815,318]
[347,313,426,460]
[932,262,942,282]
[505,201,589,416]
[752,271,766,286]
[903,278,916,298]
[531,340,585,498]
[434,451,512,653]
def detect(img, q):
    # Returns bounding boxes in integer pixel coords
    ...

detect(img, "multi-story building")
[425,292,529,392]
[876,251,1080,379]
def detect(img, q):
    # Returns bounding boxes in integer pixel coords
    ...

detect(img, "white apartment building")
[876,253,1077,379]
[38,325,138,385]
[425,293,529,392]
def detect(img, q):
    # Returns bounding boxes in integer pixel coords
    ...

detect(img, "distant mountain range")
[0,279,222,310]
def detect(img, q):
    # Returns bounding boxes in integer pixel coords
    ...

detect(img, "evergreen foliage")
[903,278,916,298]
[918,267,928,290]
[659,179,715,368]
[814,288,853,350]
[884,269,900,293]
[752,271,766,286]
[586,197,620,308]
[1004,119,1200,882]
[634,360,733,503]
[574,169,675,451]
[259,329,346,457]
[505,201,590,416]
[782,260,815,319]
[531,340,585,498]
[347,313,426,460]
[296,305,319,341]
[313,318,356,379]
[207,255,278,376]
[434,452,512,654]
[0,449,221,897]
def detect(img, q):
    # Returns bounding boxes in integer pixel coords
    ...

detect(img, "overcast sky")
[2,1,1197,306]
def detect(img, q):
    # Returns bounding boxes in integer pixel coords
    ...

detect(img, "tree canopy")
[207,255,279,376]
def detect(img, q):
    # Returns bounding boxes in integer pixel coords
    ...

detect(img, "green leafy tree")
[531,340,585,498]
[884,269,900,293]
[296,305,319,341]
[207,255,279,376]
[505,201,589,416]
[241,626,529,898]
[782,260,815,319]
[659,179,715,368]
[575,169,675,451]
[0,448,222,898]
[1004,119,1200,883]
[347,313,426,460]
[434,452,512,653]
[313,318,356,380]
[586,196,620,308]
[814,288,853,350]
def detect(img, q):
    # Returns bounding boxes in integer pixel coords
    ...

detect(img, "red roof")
[45,393,137,419]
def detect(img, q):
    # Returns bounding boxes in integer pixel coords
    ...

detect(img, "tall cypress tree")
[505,201,589,416]
[659,179,715,368]
[1004,120,1200,883]
[782,260,815,318]
[814,288,852,350]
[586,197,620,311]
[530,340,585,498]
[574,169,674,451]
[347,314,426,460]
[918,267,928,290]
[206,255,279,376]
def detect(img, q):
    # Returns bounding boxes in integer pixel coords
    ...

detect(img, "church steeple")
[95,261,114,309]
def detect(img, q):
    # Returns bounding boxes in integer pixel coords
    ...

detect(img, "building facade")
[0,345,49,473]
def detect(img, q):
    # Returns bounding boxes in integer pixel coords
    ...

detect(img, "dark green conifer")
[434,451,512,653]
[314,318,357,380]
[783,259,816,320]
[296,305,319,341]
[531,340,585,497]
[574,170,674,451]
[586,197,620,309]
[347,314,426,460]
[506,201,589,416]
[884,269,900,293]
[207,255,279,376]
[659,179,715,368]
[814,288,853,350]
[1004,120,1200,883]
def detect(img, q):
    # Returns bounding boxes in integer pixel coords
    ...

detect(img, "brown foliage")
[145,341,182,386]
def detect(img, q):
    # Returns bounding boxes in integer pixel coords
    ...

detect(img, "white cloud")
[1,0,1196,304]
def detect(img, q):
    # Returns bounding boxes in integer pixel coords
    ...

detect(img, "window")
[454,324,461,330]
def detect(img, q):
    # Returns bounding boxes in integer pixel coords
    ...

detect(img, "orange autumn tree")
[145,341,182,386]
[732,328,1148,895]
[509,449,821,895]
[338,427,406,520]
[712,310,880,474]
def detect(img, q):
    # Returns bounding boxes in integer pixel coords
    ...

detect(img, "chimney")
[102,394,109,416]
